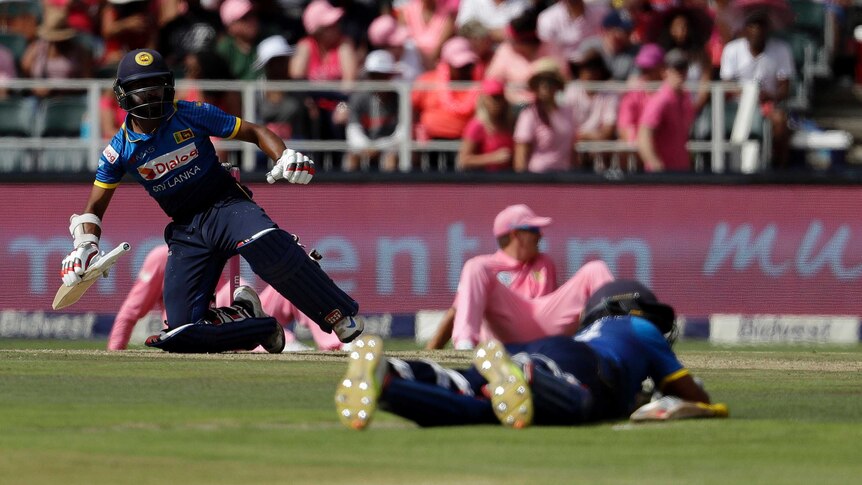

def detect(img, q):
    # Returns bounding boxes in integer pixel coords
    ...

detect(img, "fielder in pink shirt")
[446,204,614,350]
[107,245,342,351]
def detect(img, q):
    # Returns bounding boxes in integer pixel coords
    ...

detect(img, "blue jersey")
[95,100,245,219]
[574,316,688,411]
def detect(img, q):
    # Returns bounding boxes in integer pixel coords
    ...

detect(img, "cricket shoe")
[334,335,384,430]
[474,340,533,429]
[332,315,364,343]
[233,285,284,354]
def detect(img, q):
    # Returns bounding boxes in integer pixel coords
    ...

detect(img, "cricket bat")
[52,242,132,310]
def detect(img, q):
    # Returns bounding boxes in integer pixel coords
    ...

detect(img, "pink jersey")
[452,250,613,348]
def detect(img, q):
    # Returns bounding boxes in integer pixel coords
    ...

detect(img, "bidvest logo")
[137,143,199,181]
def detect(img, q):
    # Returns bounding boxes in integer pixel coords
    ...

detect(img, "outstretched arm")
[232,119,287,163]
[662,373,710,404]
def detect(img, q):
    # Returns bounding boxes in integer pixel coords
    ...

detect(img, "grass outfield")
[1,340,861,485]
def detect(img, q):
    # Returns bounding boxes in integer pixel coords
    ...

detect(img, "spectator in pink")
[485,7,554,107]
[455,0,532,42]
[448,203,614,350]
[107,245,341,351]
[537,0,609,63]
[513,57,578,173]
[291,0,359,140]
[368,13,423,81]
[458,20,495,80]
[617,43,665,143]
[397,0,456,69]
[411,36,481,141]
[637,48,695,172]
[21,7,94,98]
[564,46,618,143]
[457,78,515,172]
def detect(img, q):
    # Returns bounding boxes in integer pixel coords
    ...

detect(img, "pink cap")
[303,0,344,34]
[635,43,665,70]
[220,0,254,26]
[368,15,409,47]
[481,78,505,96]
[493,204,553,237]
[440,37,478,68]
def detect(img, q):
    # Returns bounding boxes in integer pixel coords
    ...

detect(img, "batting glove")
[267,148,315,184]
[60,242,102,287]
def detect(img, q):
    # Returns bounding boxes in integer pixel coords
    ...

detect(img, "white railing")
[0,78,757,174]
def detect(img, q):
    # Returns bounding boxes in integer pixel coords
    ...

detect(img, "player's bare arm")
[662,373,711,404]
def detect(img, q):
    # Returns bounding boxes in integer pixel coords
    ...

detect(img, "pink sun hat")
[303,0,344,34]
[368,15,410,47]
[493,204,553,237]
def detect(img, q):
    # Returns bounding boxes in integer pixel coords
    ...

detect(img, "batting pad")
[630,395,729,422]
[238,229,358,332]
[145,317,279,353]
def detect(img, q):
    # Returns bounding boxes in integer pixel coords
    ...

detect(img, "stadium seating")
[0,31,27,65]
[35,96,89,171]
[0,96,37,171]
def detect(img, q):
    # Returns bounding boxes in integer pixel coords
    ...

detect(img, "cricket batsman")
[59,49,363,353]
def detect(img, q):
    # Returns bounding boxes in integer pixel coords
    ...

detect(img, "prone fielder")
[335,280,727,429]
[60,48,363,353]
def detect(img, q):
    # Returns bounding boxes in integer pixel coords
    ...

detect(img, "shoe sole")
[334,335,382,430]
[474,340,533,429]
[263,325,285,354]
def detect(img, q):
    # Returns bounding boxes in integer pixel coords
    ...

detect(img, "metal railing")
[0,78,757,174]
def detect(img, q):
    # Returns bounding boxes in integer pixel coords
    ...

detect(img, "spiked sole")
[474,340,534,429]
[334,335,383,430]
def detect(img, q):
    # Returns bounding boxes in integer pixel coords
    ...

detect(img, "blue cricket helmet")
[113,49,175,120]
[580,280,678,342]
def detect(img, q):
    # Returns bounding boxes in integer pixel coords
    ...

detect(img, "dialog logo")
[137,143,199,181]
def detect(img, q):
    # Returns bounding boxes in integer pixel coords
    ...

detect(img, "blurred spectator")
[720,8,795,168]
[457,78,515,172]
[397,0,456,69]
[458,20,495,80]
[621,0,658,46]
[637,49,695,172]
[537,0,609,62]
[45,0,102,37]
[329,0,381,52]
[100,0,159,68]
[0,45,16,99]
[575,9,640,81]
[254,35,312,142]
[513,57,578,172]
[158,0,223,71]
[368,13,422,80]
[291,0,359,140]
[617,43,664,143]
[564,46,618,143]
[345,50,403,172]
[486,7,554,107]
[412,36,480,142]
[706,0,741,76]
[0,0,39,41]
[650,4,713,112]
[21,7,94,97]
[180,49,242,115]
[215,0,261,80]
[456,0,532,42]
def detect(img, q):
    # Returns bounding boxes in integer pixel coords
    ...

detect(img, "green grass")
[1,340,861,484]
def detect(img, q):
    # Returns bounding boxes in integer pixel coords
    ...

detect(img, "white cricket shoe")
[474,340,533,429]
[233,285,284,354]
[334,335,384,430]
[333,315,364,343]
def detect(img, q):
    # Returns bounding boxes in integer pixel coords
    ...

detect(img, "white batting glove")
[267,148,315,184]
[60,243,102,287]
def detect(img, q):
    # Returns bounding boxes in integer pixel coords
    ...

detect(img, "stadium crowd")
[0,0,856,172]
